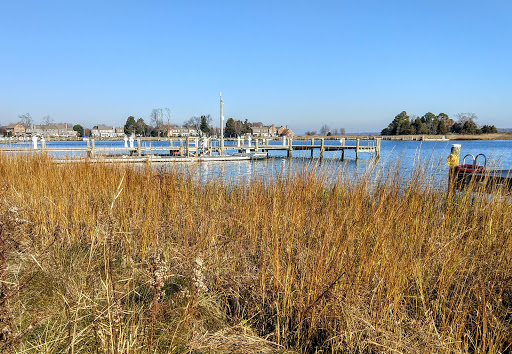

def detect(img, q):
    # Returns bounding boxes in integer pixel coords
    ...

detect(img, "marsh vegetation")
[0,154,511,352]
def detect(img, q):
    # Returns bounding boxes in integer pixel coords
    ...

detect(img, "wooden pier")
[0,137,381,162]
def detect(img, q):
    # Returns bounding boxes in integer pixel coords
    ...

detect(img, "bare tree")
[18,113,33,128]
[320,124,330,136]
[42,115,53,125]
[162,107,172,136]
[183,116,201,130]
[150,108,164,136]
[455,112,478,124]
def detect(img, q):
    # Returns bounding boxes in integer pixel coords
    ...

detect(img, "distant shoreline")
[295,133,512,141]
[1,132,511,144]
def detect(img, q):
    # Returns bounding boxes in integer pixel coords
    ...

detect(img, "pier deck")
[0,137,381,162]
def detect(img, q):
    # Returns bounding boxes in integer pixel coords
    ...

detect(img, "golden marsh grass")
[0,154,511,352]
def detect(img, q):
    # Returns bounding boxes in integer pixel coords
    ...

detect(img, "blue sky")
[1,0,511,133]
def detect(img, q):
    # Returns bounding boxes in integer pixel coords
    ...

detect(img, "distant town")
[0,111,300,140]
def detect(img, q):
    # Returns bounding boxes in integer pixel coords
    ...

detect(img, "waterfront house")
[277,125,295,137]
[169,126,199,137]
[91,125,125,138]
[27,123,78,137]
[5,122,26,137]
[250,126,271,137]
[249,124,294,137]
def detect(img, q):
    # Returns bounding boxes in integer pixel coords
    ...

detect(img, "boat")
[421,135,449,141]
[232,148,268,160]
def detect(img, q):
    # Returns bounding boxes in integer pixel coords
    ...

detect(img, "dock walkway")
[0,137,381,162]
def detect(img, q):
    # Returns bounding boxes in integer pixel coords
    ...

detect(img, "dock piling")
[91,139,96,158]
[40,138,46,154]
[356,139,360,160]
[287,138,292,158]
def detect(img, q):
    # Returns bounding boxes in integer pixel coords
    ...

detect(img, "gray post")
[320,138,324,160]
[375,138,381,159]
[137,138,141,157]
[356,139,360,160]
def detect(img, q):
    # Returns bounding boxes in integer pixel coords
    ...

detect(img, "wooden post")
[40,138,46,156]
[311,138,314,158]
[356,139,360,160]
[137,138,141,157]
[320,138,324,160]
[450,144,461,164]
[91,139,96,158]
[287,138,292,158]
[255,139,259,152]
[375,138,381,159]
[186,137,190,157]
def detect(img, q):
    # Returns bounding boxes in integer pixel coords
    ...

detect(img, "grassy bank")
[0,154,511,352]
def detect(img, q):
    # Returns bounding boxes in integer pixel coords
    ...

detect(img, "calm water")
[4,139,512,184]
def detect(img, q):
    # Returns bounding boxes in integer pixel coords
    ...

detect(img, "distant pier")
[0,137,381,162]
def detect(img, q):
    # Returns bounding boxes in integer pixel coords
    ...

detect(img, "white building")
[91,125,125,138]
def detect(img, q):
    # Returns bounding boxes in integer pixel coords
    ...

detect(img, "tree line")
[123,108,213,137]
[0,112,86,137]
[381,111,498,136]
[305,125,346,136]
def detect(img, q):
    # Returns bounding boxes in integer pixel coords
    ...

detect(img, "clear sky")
[1,0,511,133]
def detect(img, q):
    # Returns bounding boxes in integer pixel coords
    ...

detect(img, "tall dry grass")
[0,153,511,353]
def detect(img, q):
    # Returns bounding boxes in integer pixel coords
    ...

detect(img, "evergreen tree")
[200,115,211,135]
[437,120,448,135]
[481,125,498,133]
[135,118,147,136]
[225,118,236,137]
[412,117,428,134]
[242,119,251,134]
[73,124,84,137]
[124,116,136,135]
